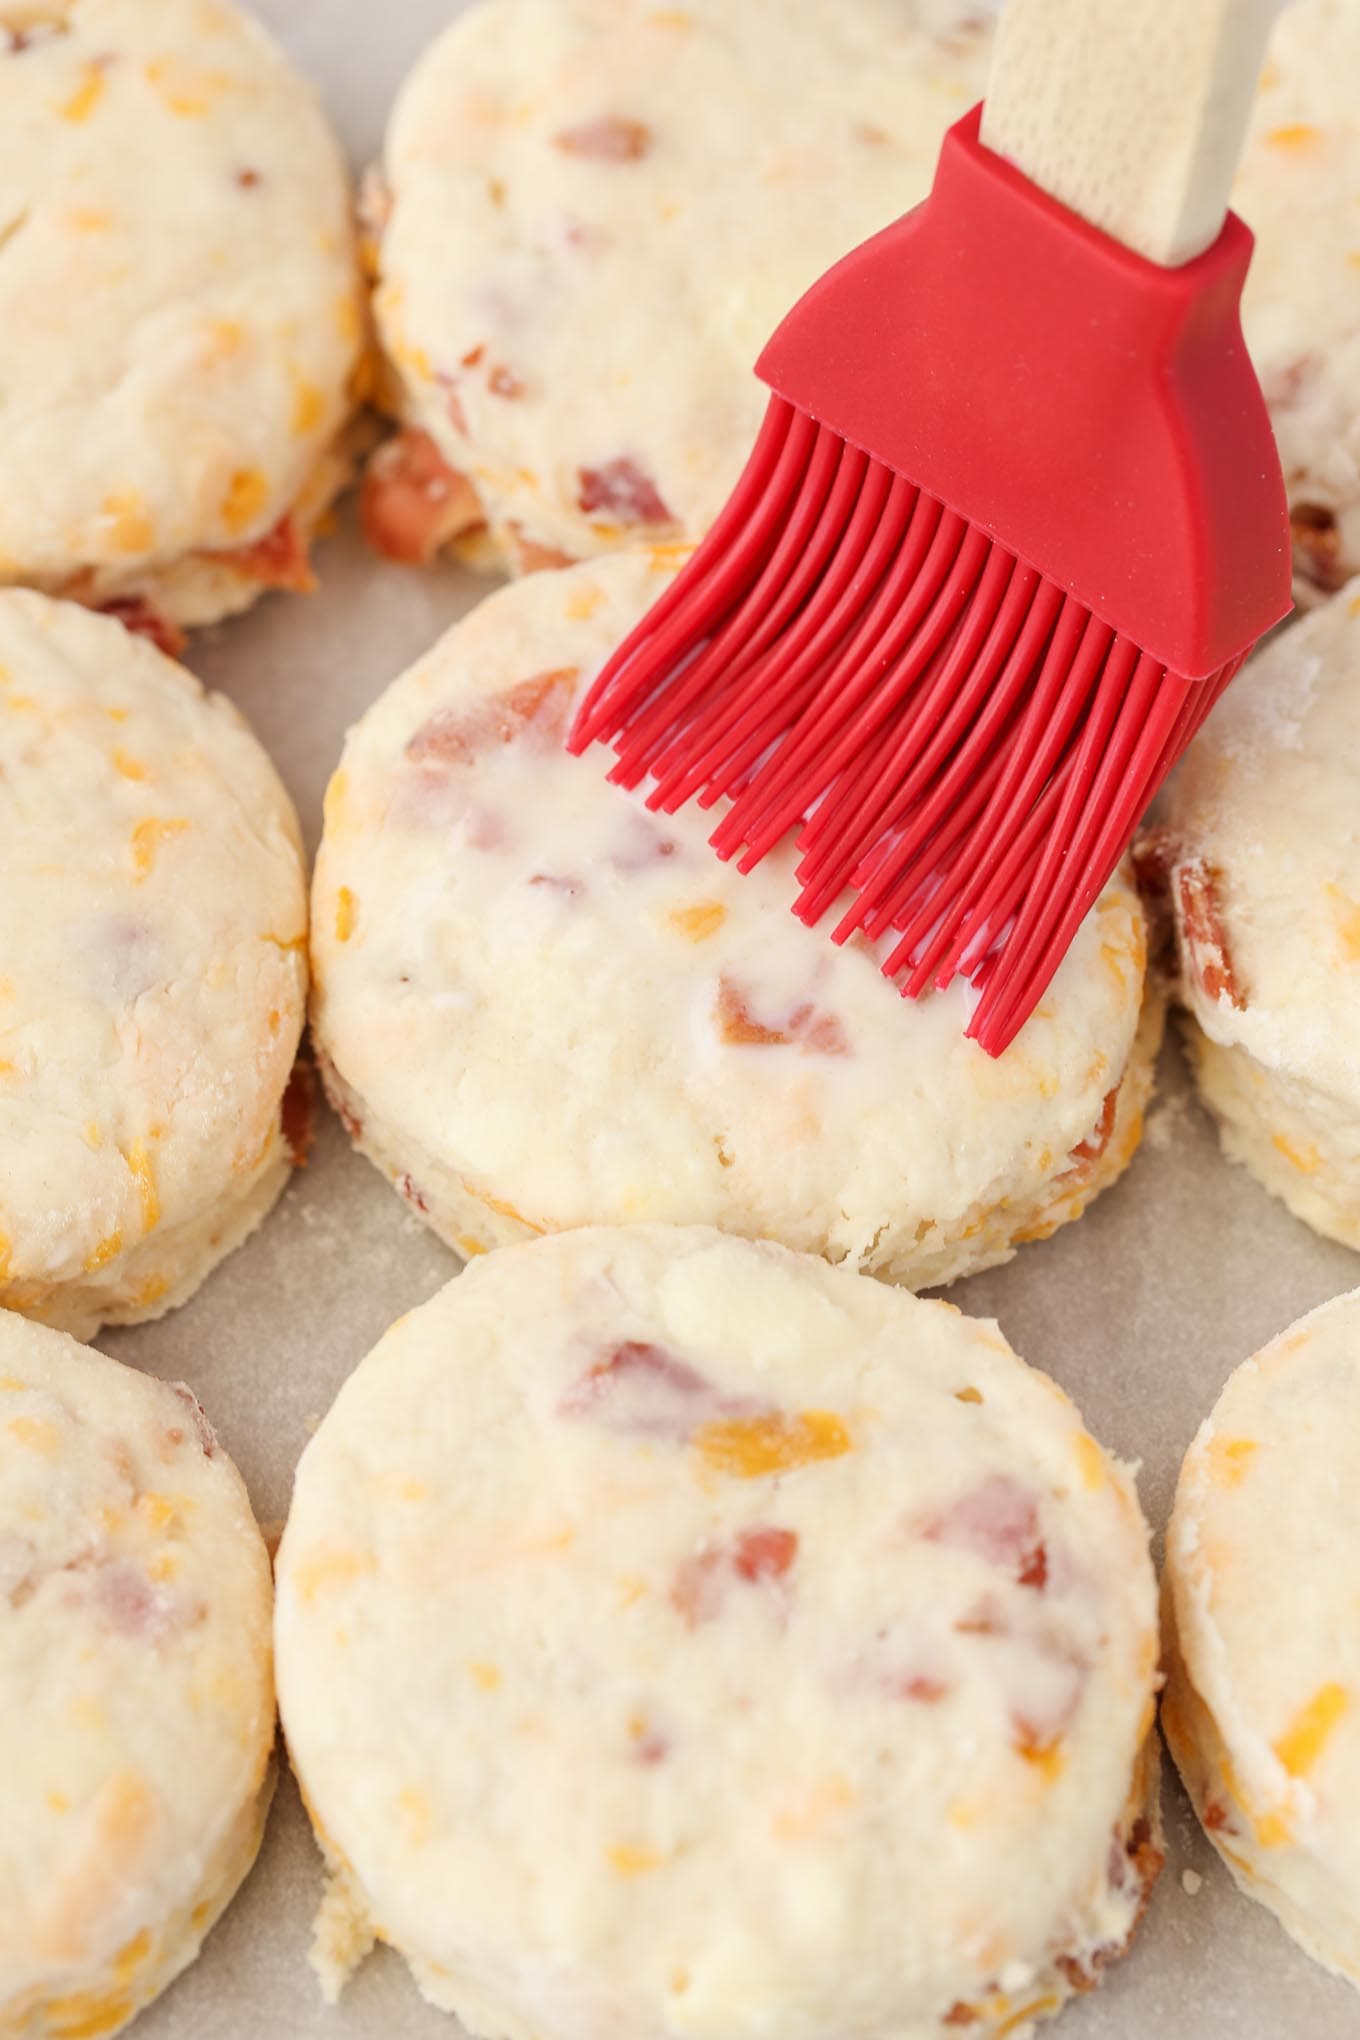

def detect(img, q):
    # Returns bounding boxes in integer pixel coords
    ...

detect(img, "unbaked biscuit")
[0,0,364,646]
[277,1224,1162,2035]
[0,1309,274,2039]
[358,0,991,570]
[1164,1287,1360,1987]
[1154,578,1360,1251]
[0,590,308,1338]
[360,0,1360,598]
[311,550,1158,1290]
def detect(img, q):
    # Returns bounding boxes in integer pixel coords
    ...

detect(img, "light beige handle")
[979,0,1279,266]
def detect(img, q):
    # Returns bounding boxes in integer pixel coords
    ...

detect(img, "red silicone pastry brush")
[569,0,1293,1056]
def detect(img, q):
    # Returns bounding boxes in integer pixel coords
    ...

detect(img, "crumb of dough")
[310,1863,376,2003]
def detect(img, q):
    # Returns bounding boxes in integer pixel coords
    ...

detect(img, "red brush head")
[569,107,1291,1056]
[757,104,1291,683]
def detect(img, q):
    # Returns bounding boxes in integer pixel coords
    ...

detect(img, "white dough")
[0,0,364,634]
[0,1310,275,2038]
[1164,1287,1360,1988]
[277,1224,1162,2038]
[311,550,1157,1290]
[1157,577,1360,1251]
[0,591,308,1338]
[364,0,1360,597]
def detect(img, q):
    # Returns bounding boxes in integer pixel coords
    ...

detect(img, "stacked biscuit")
[4,0,1360,2036]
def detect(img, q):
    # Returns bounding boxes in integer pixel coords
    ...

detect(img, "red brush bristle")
[569,394,1243,1057]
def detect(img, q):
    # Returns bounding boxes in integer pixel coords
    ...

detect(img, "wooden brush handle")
[979,0,1278,266]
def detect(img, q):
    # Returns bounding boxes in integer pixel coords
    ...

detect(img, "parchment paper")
[101,4,1360,2032]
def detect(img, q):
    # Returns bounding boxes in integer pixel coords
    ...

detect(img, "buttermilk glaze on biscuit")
[310,553,1158,1286]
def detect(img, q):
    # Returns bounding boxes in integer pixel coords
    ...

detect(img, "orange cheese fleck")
[1326,883,1360,964]
[1273,1130,1322,1172]
[221,467,270,536]
[131,817,188,879]
[998,2000,1060,2038]
[772,1771,856,1839]
[478,1187,547,1235]
[694,1409,852,1478]
[125,1140,159,1232]
[112,749,149,782]
[1206,1436,1259,1488]
[83,1228,124,1272]
[60,62,106,122]
[397,1786,433,1845]
[335,887,357,943]
[565,583,606,621]
[323,769,348,830]
[1017,1737,1066,1784]
[8,1414,59,1454]
[102,490,154,554]
[137,1492,187,1532]
[291,373,326,437]
[1267,122,1319,149]
[38,1992,132,2039]
[293,1544,375,1601]
[1274,1683,1348,1779]
[113,1929,152,1982]
[143,58,225,116]
[469,1661,502,1691]
[1254,1808,1293,1849]
[200,319,244,365]
[1072,1430,1107,1490]
[667,901,727,942]
[607,1843,664,1876]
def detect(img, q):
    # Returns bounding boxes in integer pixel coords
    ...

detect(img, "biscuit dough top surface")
[0,591,306,1303]
[1162,580,1360,1104]
[0,1308,273,2004]
[311,551,1147,1280]
[277,1225,1158,2038]
[0,0,359,587]
[374,0,1360,577]
[1168,1289,1360,1914]
[377,0,992,555]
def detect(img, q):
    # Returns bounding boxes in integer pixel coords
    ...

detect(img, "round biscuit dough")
[366,0,1360,596]
[0,1309,274,2038]
[0,590,308,1339]
[310,550,1158,1290]
[1164,1287,1360,1987]
[0,0,363,632]
[1158,576,1360,1252]
[277,1224,1162,2037]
